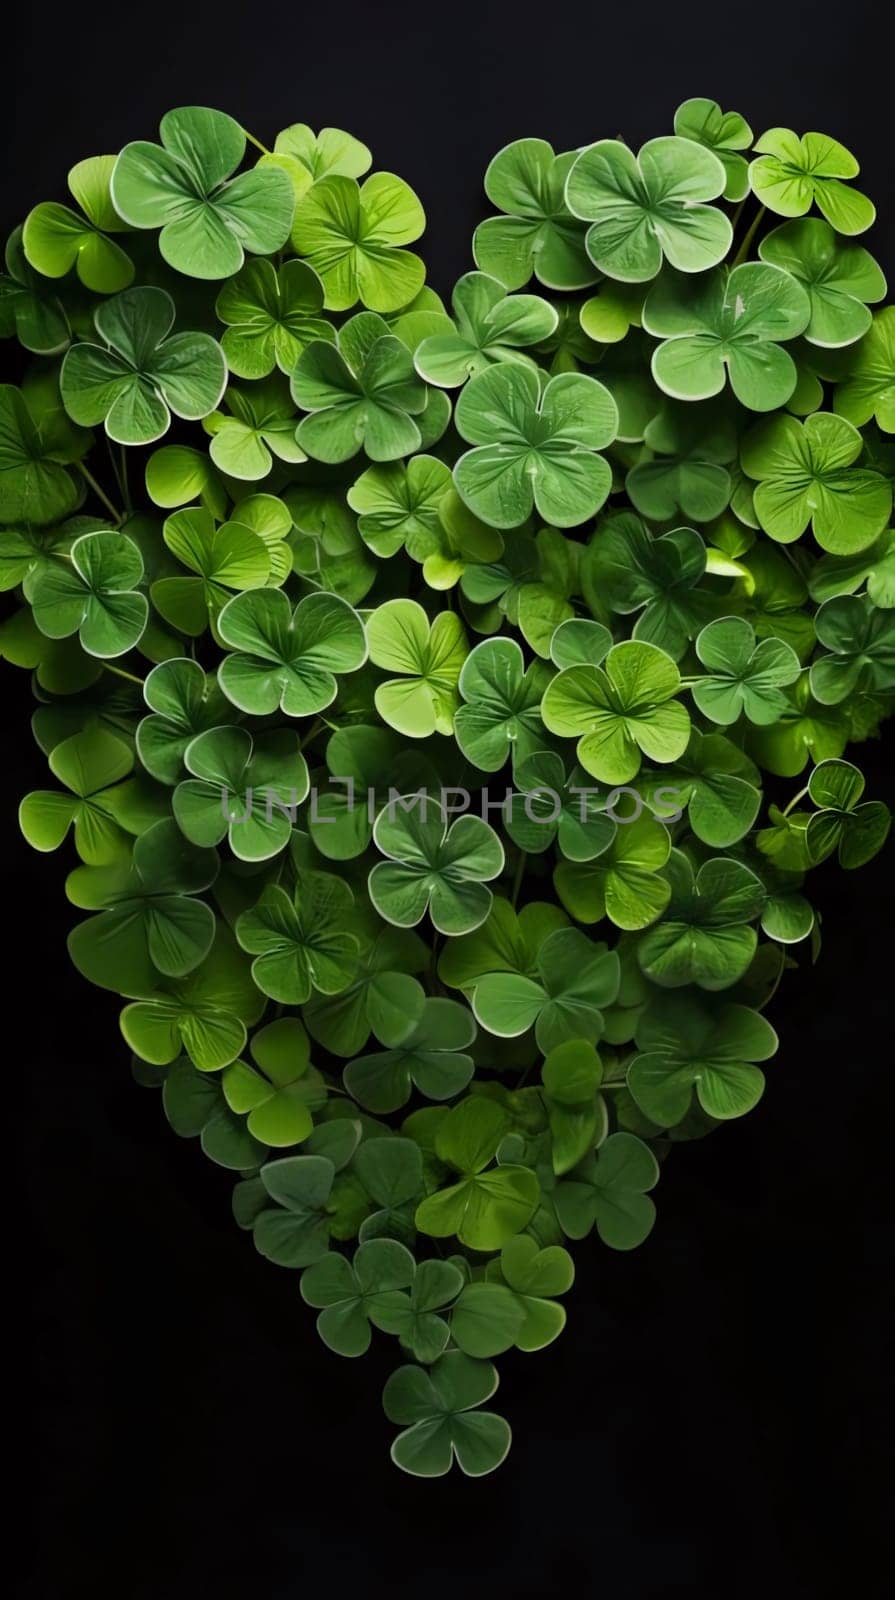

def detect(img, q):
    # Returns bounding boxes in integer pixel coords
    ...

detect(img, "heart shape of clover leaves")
[3,99,892,1480]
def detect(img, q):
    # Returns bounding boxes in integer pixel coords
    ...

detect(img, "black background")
[7,4,893,1594]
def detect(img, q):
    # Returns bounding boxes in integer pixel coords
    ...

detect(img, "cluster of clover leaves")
[2,101,893,1478]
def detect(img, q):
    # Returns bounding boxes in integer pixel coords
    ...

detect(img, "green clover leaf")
[0,227,69,355]
[692,614,802,725]
[453,364,617,530]
[628,993,778,1127]
[366,1249,463,1358]
[473,139,597,292]
[216,587,367,716]
[353,1136,427,1247]
[539,1038,608,1176]
[252,1154,336,1268]
[485,1235,574,1351]
[301,1239,417,1357]
[150,506,271,636]
[541,639,691,784]
[305,922,428,1059]
[758,219,887,348]
[565,137,732,283]
[506,749,617,861]
[809,594,895,704]
[66,818,219,994]
[746,674,850,773]
[809,531,895,610]
[472,925,620,1053]
[273,123,372,182]
[366,598,468,737]
[414,1098,539,1251]
[22,155,134,294]
[625,400,735,523]
[552,1132,659,1249]
[348,454,453,563]
[19,726,135,864]
[382,1352,511,1477]
[204,375,304,480]
[553,813,673,931]
[636,852,766,989]
[159,1055,267,1171]
[292,313,428,463]
[805,758,891,868]
[581,513,713,661]
[453,636,550,772]
[643,263,810,411]
[414,271,558,387]
[136,658,232,785]
[173,724,308,861]
[436,896,568,991]
[291,172,426,312]
[0,382,86,526]
[214,257,335,379]
[111,106,295,279]
[749,128,875,236]
[643,730,761,846]
[673,98,754,202]
[29,529,148,658]
[221,1017,325,1147]
[833,308,895,432]
[740,412,892,553]
[235,870,359,1003]
[344,996,476,1114]
[369,796,504,936]
[60,286,227,446]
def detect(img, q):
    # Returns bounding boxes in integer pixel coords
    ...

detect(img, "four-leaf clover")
[628,993,778,1127]
[216,588,367,716]
[748,129,875,236]
[414,272,558,386]
[740,412,892,554]
[369,796,504,936]
[291,172,426,312]
[541,639,691,784]
[454,364,617,529]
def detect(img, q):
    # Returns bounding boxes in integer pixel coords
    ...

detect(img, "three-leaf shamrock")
[454,637,550,772]
[111,105,295,278]
[61,286,227,446]
[23,154,134,293]
[29,530,148,657]
[222,1017,325,1146]
[628,993,778,1126]
[636,853,766,989]
[758,220,887,348]
[19,726,135,864]
[808,594,895,704]
[552,1132,659,1249]
[343,997,476,1113]
[414,271,558,386]
[473,139,597,292]
[414,1098,539,1251]
[453,364,617,529]
[471,925,620,1052]
[366,598,467,737]
[805,759,891,868]
[565,137,732,282]
[382,1352,511,1477]
[740,412,892,553]
[673,98,754,202]
[173,724,309,861]
[643,263,810,411]
[692,615,802,725]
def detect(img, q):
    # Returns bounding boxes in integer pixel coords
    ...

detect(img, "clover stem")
[510,850,527,907]
[299,717,326,751]
[76,463,124,525]
[782,783,810,816]
[119,446,132,515]
[103,663,144,686]
[242,128,271,156]
[731,205,767,268]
